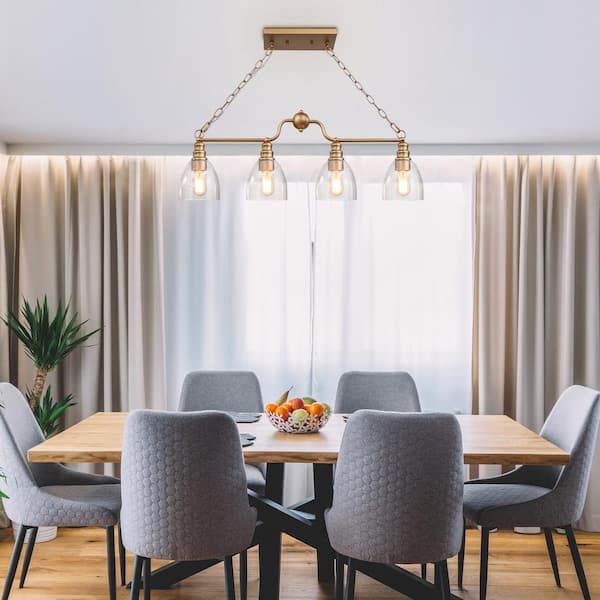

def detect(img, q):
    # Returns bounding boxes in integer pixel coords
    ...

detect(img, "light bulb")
[396,170,411,196]
[329,171,344,196]
[193,171,207,197]
[260,171,274,196]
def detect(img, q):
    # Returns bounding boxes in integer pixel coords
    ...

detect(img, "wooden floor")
[0,527,598,599]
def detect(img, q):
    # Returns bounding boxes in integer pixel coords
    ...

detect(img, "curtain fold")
[0,156,167,423]
[474,156,600,530]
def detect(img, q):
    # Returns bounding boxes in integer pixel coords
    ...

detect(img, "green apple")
[321,402,331,415]
[302,396,316,405]
[292,408,308,423]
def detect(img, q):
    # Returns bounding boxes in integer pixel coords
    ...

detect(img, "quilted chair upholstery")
[120,410,256,599]
[0,383,121,600]
[461,385,600,600]
[325,410,463,599]
[178,370,266,494]
[334,371,421,414]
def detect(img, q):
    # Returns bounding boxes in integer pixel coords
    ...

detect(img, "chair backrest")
[120,410,256,561]
[326,410,463,565]
[0,383,43,522]
[537,385,600,523]
[178,371,263,413]
[334,371,421,414]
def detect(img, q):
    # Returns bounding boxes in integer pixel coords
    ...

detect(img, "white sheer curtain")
[162,155,475,502]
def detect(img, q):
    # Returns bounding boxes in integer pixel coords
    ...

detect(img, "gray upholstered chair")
[0,383,122,600]
[460,385,600,600]
[178,370,266,494]
[325,410,464,600]
[334,371,421,414]
[120,410,257,600]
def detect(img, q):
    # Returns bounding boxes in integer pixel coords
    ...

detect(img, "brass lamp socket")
[192,139,207,172]
[259,140,275,172]
[328,141,344,172]
[395,139,411,172]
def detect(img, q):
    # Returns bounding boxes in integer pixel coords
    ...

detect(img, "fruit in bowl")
[265,388,331,434]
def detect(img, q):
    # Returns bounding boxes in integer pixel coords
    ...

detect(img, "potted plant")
[2,296,100,541]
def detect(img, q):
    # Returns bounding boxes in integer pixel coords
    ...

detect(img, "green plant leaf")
[30,386,77,438]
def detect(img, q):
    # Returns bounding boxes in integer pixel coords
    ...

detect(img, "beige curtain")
[0,156,167,423]
[474,155,600,530]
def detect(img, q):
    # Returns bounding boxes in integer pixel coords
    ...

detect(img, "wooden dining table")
[29,412,569,600]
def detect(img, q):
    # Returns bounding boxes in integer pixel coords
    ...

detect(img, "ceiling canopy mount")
[262,27,338,51]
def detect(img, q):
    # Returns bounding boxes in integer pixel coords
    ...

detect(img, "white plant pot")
[12,522,57,543]
[514,527,541,534]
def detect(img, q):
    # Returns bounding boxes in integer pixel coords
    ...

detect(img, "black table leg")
[259,463,284,600]
[313,463,335,583]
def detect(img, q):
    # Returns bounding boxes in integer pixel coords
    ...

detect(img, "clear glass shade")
[315,161,357,201]
[246,159,287,201]
[179,159,220,201]
[383,160,424,201]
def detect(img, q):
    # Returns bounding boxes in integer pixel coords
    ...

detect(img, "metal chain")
[195,46,274,138]
[326,45,406,139]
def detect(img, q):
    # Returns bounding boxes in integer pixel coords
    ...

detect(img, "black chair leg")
[118,523,126,586]
[564,525,591,600]
[224,555,235,600]
[421,563,427,580]
[344,558,356,600]
[106,526,117,600]
[239,551,247,600]
[457,519,465,588]
[543,528,561,587]
[335,553,344,600]
[143,558,152,600]
[130,555,144,600]
[479,527,490,600]
[435,560,452,600]
[18,526,38,588]
[2,524,28,600]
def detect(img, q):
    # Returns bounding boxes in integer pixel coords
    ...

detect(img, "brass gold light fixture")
[180,27,423,203]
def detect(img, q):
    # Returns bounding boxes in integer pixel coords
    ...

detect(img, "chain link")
[195,47,274,138]
[326,45,406,139]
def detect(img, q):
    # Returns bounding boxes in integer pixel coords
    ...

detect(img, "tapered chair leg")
[130,555,144,600]
[2,524,28,600]
[435,560,452,600]
[479,527,490,600]
[118,524,126,586]
[143,558,152,600]
[344,558,356,600]
[106,526,117,600]
[239,551,247,600]
[564,525,591,600]
[18,526,38,588]
[457,519,465,589]
[421,563,427,580]
[543,528,561,587]
[335,554,344,600]
[224,555,235,600]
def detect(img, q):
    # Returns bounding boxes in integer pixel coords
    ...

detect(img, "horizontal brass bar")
[263,27,337,51]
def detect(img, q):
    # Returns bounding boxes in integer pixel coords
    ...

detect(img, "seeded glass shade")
[246,159,287,201]
[315,161,357,201]
[179,159,220,201]
[383,160,423,201]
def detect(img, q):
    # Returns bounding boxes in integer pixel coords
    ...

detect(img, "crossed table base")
[27,412,570,599]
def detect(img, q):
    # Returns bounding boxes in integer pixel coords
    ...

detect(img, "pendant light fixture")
[181,27,423,203]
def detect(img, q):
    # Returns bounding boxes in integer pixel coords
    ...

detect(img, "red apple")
[290,397,305,411]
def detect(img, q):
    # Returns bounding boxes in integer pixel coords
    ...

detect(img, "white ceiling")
[1,0,600,147]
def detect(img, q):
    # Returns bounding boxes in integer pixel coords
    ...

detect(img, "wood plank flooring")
[0,527,598,599]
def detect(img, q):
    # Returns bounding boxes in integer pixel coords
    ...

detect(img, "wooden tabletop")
[27,412,570,466]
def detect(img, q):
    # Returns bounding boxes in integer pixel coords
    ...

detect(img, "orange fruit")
[308,403,324,416]
[265,403,278,414]
[275,406,290,420]
[283,402,293,412]
[290,398,305,411]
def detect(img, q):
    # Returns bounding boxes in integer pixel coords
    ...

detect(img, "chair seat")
[19,484,122,528]
[464,483,552,527]
[245,464,266,494]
